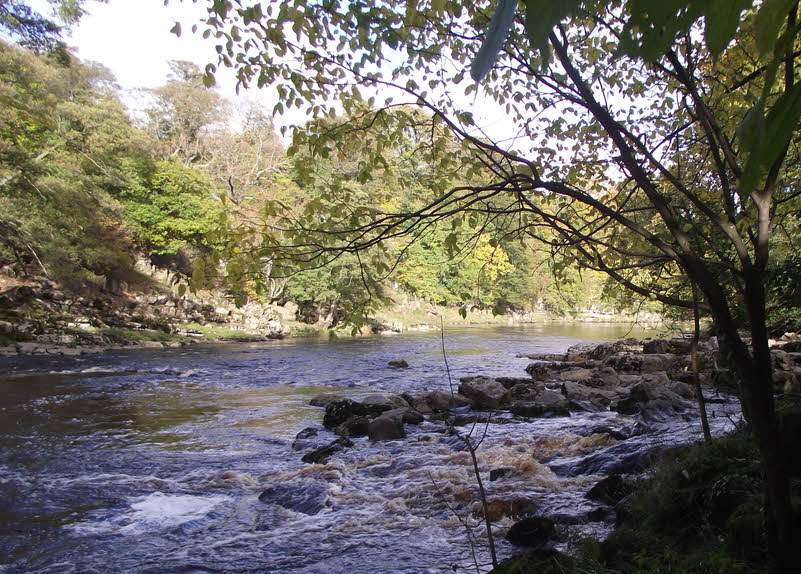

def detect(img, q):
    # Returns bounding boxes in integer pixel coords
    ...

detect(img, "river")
[0,323,739,573]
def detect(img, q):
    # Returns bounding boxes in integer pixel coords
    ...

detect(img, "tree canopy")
[185,0,801,569]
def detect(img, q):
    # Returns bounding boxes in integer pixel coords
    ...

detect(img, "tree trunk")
[690,281,711,443]
[704,271,798,573]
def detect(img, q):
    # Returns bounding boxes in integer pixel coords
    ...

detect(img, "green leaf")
[704,0,751,57]
[741,82,801,193]
[525,0,579,68]
[170,22,182,37]
[459,307,467,319]
[753,0,797,56]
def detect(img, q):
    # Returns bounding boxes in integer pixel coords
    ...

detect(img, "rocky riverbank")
[0,276,291,356]
[278,336,800,573]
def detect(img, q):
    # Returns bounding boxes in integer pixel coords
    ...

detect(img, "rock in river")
[322,399,392,429]
[506,516,556,547]
[458,376,509,409]
[258,479,328,515]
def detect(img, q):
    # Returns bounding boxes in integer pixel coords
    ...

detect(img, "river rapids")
[0,324,739,573]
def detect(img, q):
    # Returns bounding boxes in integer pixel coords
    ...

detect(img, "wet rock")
[549,441,662,477]
[588,425,630,441]
[295,427,319,440]
[309,392,345,407]
[301,437,353,464]
[585,474,636,506]
[510,389,570,418]
[560,382,624,412]
[525,362,555,380]
[411,390,472,413]
[362,393,410,409]
[459,376,509,409]
[368,410,406,441]
[508,382,545,401]
[322,399,391,429]
[615,379,690,419]
[506,516,556,547]
[497,376,538,389]
[489,467,516,482]
[388,358,409,368]
[258,479,328,515]
[489,548,573,574]
[335,415,370,437]
[587,507,613,522]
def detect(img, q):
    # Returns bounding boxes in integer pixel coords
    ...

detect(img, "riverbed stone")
[388,358,409,368]
[309,392,345,407]
[458,376,509,409]
[301,437,353,464]
[322,399,392,428]
[585,474,636,506]
[506,516,556,547]
[510,389,570,418]
[258,479,328,515]
[560,381,624,412]
[368,411,406,441]
[413,390,473,413]
[362,393,410,409]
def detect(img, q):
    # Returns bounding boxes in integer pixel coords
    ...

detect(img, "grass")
[179,322,264,341]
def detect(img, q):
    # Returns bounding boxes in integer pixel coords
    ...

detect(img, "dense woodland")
[0,38,645,326]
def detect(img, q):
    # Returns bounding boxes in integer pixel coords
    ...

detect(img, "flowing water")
[0,324,740,573]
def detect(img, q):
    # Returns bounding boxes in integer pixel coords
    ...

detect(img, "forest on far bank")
[1,39,668,329]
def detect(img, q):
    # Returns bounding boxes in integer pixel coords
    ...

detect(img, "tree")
[0,0,105,54]
[190,2,801,568]
[145,60,228,165]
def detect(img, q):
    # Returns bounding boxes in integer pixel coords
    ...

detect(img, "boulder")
[508,382,546,401]
[258,479,328,515]
[560,382,625,412]
[368,410,406,441]
[506,516,556,547]
[335,415,371,437]
[388,358,409,368]
[511,389,570,418]
[585,474,636,506]
[362,393,410,409]
[411,390,472,413]
[301,437,353,464]
[615,379,690,419]
[309,392,345,407]
[458,376,509,409]
[558,367,594,383]
[322,399,392,428]
[525,362,556,381]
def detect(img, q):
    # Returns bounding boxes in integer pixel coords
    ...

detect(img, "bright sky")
[59,0,517,143]
[63,0,297,128]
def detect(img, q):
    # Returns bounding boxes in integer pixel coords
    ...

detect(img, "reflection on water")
[0,323,733,573]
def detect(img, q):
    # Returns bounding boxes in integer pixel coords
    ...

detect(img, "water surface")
[0,324,738,573]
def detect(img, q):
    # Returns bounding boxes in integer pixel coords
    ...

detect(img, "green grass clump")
[179,322,263,341]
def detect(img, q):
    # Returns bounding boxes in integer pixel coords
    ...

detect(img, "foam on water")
[71,492,230,536]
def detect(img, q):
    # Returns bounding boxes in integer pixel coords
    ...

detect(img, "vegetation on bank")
[493,427,801,574]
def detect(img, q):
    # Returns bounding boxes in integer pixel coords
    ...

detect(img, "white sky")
[56,0,517,144]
